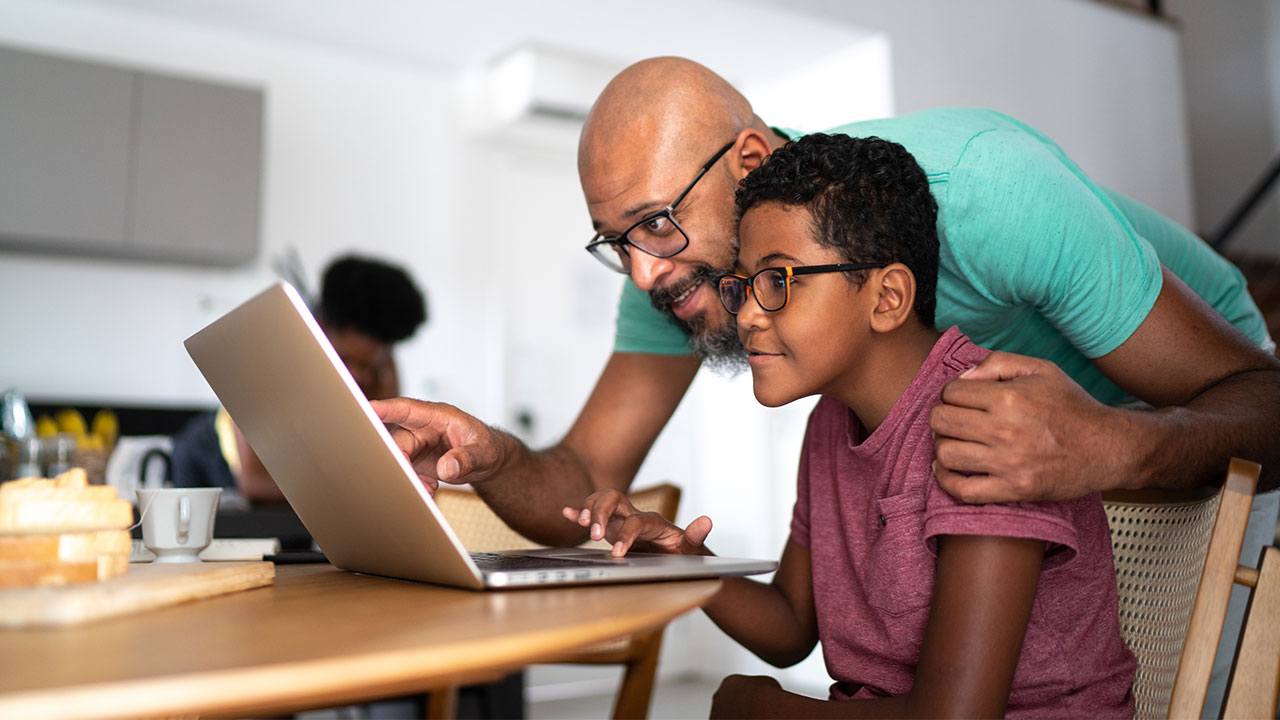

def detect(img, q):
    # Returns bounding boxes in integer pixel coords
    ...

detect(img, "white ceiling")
[58,0,878,87]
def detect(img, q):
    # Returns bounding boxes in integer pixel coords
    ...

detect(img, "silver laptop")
[184,283,777,589]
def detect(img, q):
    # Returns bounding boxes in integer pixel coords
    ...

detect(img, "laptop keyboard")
[469,552,601,571]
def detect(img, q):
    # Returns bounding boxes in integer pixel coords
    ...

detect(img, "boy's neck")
[834,322,943,435]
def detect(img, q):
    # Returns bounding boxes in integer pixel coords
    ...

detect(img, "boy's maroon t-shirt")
[791,327,1136,717]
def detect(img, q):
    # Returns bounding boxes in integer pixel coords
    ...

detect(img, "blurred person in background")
[170,253,428,502]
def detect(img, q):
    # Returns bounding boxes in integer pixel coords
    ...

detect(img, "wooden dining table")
[0,563,721,719]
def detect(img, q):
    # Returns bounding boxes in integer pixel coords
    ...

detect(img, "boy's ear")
[869,264,917,333]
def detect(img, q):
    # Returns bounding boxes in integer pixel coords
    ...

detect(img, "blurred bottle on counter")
[46,433,78,476]
[1,389,36,480]
[1,389,34,440]
[14,435,42,479]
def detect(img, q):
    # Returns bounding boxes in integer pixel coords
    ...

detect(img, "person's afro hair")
[318,254,427,344]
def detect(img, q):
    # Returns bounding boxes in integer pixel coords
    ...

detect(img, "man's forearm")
[471,433,600,546]
[465,353,698,546]
[1118,367,1280,493]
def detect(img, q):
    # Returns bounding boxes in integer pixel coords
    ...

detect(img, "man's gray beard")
[686,314,749,376]
[649,266,748,376]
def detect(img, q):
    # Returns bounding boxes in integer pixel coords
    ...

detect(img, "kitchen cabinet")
[0,45,133,251]
[131,72,262,265]
[0,45,263,266]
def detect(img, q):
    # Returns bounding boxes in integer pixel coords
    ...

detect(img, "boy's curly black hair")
[319,254,428,344]
[735,133,939,328]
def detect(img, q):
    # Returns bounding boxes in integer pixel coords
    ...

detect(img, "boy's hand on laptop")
[371,398,506,493]
[562,489,712,558]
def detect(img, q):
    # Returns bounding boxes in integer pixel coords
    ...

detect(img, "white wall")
[1165,0,1280,255]
[753,0,1196,228]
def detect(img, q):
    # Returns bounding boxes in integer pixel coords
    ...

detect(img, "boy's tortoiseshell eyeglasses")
[717,263,887,314]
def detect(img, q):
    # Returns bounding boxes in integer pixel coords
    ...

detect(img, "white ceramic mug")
[137,488,222,563]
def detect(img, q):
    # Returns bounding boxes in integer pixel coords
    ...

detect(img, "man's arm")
[375,351,699,546]
[932,266,1280,502]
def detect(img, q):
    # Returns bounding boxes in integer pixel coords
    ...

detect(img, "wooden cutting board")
[0,561,275,628]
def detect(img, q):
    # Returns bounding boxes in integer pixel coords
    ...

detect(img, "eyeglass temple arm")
[788,263,882,277]
[669,141,737,209]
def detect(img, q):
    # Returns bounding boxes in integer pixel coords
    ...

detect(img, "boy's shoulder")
[803,329,989,447]
[924,327,990,382]
[885,328,988,432]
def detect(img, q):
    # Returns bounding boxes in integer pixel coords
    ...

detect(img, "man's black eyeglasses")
[585,140,736,274]
[717,263,888,314]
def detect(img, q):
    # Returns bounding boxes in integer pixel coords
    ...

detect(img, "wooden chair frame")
[1221,544,1280,718]
[1105,458,1277,719]
[1168,458,1262,717]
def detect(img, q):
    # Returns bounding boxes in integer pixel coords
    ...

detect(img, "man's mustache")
[649,264,724,315]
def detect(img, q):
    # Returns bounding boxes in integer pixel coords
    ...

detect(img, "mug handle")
[178,495,191,543]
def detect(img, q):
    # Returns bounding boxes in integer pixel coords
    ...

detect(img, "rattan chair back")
[433,483,681,552]
[1104,493,1220,719]
[433,489,543,552]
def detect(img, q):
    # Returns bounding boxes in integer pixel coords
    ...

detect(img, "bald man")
[374,57,1280,550]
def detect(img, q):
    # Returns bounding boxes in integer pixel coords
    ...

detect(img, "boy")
[565,133,1136,718]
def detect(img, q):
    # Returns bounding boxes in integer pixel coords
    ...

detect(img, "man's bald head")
[577,58,778,374]
[579,57,760,179]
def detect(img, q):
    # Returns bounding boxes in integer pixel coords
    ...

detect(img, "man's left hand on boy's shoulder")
[929,351,1118,504]
[710,674,786,719]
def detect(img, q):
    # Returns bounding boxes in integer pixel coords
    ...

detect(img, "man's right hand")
[563,488,712,557]
[370,398,509,494]
[367,354,698,547]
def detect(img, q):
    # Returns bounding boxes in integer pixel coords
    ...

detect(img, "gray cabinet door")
[130,72,263,266]
[0,45,133,249]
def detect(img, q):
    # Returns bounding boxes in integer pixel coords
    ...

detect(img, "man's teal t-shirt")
[612,108,1269,406]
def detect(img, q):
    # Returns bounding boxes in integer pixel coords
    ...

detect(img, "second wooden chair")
[432,483,683,720]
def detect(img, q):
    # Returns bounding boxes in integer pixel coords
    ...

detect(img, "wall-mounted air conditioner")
[462,44,625,139]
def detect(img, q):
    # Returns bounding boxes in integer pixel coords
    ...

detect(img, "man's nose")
[628,251,674,292]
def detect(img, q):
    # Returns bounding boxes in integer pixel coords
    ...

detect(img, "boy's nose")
[737,293,771,332]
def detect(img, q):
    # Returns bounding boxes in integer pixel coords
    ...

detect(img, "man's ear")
[869,264,917,334]
[732,128,773,178]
